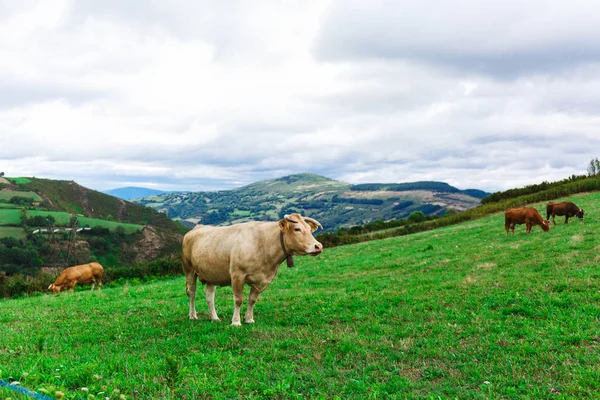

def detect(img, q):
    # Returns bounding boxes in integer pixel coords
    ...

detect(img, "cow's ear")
[278,219,288,232]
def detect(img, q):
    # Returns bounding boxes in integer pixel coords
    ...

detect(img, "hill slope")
[0,177,185,266]
[135,173,488,231]
[1,177,183,232]
[1,192,598,398]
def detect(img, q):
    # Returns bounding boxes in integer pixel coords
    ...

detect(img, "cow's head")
[48,284,62,294]
[576,209,585,219]
[541,219,551,232]
[278,213,323,256]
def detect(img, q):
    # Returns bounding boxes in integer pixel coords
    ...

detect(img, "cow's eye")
[294,227,302,232]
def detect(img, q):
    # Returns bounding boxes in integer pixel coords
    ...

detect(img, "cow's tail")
[181,234,193,275]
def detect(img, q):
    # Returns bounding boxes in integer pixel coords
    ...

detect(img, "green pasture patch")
[0,203,24,209]
[0,209,24,225]
[6,177,32,185]
[0,209,143,233]
[232,209,251,217]
[78,217,143,233]
[24,210,73,225]
[1,192,599,398]
[0,226,25,238]
[0,190,41,202]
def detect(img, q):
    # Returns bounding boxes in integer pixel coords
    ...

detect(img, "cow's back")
[505,208,526,224]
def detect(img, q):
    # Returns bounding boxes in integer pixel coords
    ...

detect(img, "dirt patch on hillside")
[42,240,92,269]
[125,226,183,262]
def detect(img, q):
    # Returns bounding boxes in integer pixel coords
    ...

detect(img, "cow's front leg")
[564,216,569,224]
[245,286,262,324]
[231,275,245,326]
[205,284,220,321]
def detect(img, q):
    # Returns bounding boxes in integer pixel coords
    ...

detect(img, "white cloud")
[1,0,599,193]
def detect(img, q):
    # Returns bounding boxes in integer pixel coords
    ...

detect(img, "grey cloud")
[0,78,104,108]
[314,0,600,77]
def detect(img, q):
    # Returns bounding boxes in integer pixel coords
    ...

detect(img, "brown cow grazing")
[546,201,585,225]
[48,262,104,294]
[182,213,323,326]
[505,207,551,235]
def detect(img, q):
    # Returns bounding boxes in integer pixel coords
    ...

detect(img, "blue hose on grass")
[0,379,55,400]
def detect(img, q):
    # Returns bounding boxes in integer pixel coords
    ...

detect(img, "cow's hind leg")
[245,286,261,324]
[185,270,198,320]
[205,284,220,321]
[231,275,245,326]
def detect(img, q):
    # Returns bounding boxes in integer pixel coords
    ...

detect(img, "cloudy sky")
[1,0,600,193]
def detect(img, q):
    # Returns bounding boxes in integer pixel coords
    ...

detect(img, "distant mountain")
[105,186,171,200]
[133,173,490,232]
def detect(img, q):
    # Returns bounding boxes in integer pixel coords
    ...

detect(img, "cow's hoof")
[245,318,255,324]
[210,317,221,322]
[231,321,242,327]
[188,315,198,320]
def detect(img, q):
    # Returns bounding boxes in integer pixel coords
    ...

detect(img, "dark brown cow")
[546,201,585,225]
[505,207,551,235]
[48,262,104,294]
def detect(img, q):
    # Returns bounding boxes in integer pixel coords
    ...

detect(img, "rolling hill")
[0,177,186,266]
[1,191,598,398]
[134,173,489,231]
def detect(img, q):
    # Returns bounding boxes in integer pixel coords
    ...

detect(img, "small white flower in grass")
[81,387,89,392]
[483,381,490,385]
[10,381,20,386]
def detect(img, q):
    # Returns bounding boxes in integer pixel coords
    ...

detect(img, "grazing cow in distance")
[182,213,323,326]
[48,262,104,294]
[546,201,585,225]
[505,207,551,235]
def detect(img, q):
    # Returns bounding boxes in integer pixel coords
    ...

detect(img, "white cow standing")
[182,213,323,326]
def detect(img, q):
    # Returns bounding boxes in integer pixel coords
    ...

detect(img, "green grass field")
[0,190,41,202]
[0,226,26,239]
[1,193,599,398]
[5,177,32,185]
[0,203,25,209]
[0,209,24,225]
[0,209,143,233]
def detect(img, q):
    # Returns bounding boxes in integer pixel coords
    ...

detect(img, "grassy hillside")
[1,192,598,398]
[9,177,184,233]
[0,177,185,269]
[136,173,487,231]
